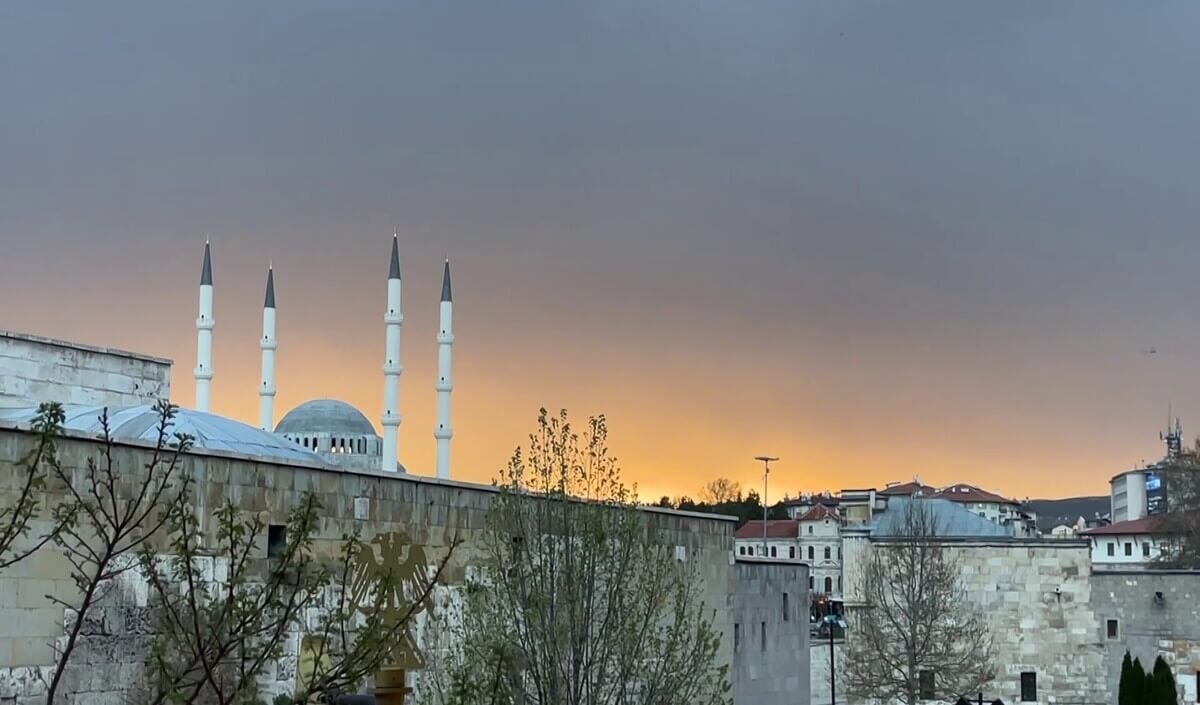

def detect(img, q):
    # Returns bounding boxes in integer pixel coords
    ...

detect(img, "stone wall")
[844,538,1107,705]
[0,426,750,704]
[729,557,810,705]
[1090,570,1200,704]
[0,330,171,409]
[809,639,842,705]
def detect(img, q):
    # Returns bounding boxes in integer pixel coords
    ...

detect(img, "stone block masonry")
[730,557,810,705]
[0,330,170,409]
[0,425,776,704]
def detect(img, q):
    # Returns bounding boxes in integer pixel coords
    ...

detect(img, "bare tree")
[1153,446,1200,569]
[434,409,729,705]
[44,401,194,705]
[843,500,996,705]
[0,402,72,571]
[699,477,742,506]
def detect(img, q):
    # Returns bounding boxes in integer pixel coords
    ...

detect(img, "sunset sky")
[4,2,1200,501]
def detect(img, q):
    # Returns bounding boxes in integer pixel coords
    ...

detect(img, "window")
[738,545,744,555]
[808,546,815,560]
[1106,619,1119,639]
[919,670,935,700]
[302,437,309,448]
[734,623,741,652]
[770,546,777,558]
[824,547,831,560]
[1125,542,1133,557]
[267,525,287,559]
[760,621,766,651]
[1020,671,1037,702]
[838,576,842,592]
[838,547,842,560]
[824,577,833,594]
[808,575,814,589]
[783,592,789,621]
[1143,542,1151,558]
[1107,542,1115,557]
[789,546,796,559]
[808,525,813,535]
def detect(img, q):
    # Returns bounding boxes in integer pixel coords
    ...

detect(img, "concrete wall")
[0,426,749,704]
[730,557,810,705]
[1091,570,1200,705]
[0,330,171,409]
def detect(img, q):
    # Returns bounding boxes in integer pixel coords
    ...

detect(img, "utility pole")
[755,456,778,557]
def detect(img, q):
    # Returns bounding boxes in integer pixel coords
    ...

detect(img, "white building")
[927,483,1037,536]
[797,504,841,596]
[734,519,802,562]
[1082,517,1173,566]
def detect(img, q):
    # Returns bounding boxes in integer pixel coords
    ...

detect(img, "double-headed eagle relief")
[348,531,434,668]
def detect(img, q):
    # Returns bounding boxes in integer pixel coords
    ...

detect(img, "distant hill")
[1024,496,1109,532]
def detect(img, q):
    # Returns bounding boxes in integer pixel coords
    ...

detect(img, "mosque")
[193,236,456,477]
[0,235,456,480]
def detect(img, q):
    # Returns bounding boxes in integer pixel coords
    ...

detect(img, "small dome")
[275,399,375,436]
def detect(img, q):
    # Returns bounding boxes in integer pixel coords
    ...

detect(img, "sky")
[3,2,1200,502]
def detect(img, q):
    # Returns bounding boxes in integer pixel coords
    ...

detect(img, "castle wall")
[729,557,810,705]
[1090,570,1200,704]
[0,426,744,704]
[0,330,171,409]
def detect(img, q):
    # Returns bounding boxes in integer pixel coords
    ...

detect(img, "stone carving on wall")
[348,531,433,669]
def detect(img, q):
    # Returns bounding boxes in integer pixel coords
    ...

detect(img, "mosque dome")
[276,399,375,436]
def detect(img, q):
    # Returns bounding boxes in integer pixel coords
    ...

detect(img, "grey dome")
[275,399,376,436]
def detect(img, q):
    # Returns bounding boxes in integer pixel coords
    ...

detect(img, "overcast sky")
[3,1,1199,500]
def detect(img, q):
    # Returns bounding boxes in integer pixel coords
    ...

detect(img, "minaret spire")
[194,240,215,412]
[258,265,277,431]
[435,258,454,479]
[380,232,403,472]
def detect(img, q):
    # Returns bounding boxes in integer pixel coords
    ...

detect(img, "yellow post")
[371,665,412,705]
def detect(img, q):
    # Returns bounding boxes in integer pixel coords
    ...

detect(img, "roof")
[798,504,839,522]
[389,234,401,280]
[441,260,453,302]
[735,519,800,539]
[1081,516,1173,537]
[264,267,275,308]
[201,241,213,286]
[0,404,324,466]
[0,329,172,366]
[928,483,1017,505]
[879,481,934,496]
[276,400,377,436]
[870,497,1011,538]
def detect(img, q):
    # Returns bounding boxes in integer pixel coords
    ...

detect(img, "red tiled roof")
[879,481,934,497]
[735,519,800,539]
[1081,516,1172,536]
[798,504,839,522]
[928,483,1016,505]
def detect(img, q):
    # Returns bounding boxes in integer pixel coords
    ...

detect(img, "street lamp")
[754,456,778,557]
[823,613,848,705]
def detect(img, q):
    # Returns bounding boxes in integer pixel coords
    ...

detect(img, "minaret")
[435,259,454,479]
[194,240,214,412]
[258,265,277,431]
[380,234,403,472]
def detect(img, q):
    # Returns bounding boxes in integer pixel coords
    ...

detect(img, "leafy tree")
[1120,651,1144,705]
[432,409,730,705]
[45,401,194,705]
[0,402,73,571]
[843,499,996,705]
[1148,656,1178,705]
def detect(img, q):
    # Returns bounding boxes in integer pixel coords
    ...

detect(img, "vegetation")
[1121,653,1180,705]
[0,402,73,571]
[429,409,730,705]
[843,499,996,705]
[656,479,789,525]
[1154,444,1200,568]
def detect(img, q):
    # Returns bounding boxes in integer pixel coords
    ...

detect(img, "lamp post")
[823,613,847,705]
[755,456,778,557]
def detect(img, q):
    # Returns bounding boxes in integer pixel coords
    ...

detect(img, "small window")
[1020,671,1037,702]
[808,546,815,560]
[1125,542,1133,557]
[808,525,813,535]
[824,576,833,593]
[1106,619,1119,639]
[770,546,777,558]
[1143,543,1151,558]
[267,525,287,558]
[760,621,766,651]
[824,547,831,560]
[1107,542,1115,557]
[738,545,745,556]
[919,670,935,700]
[838,576,842,592]
[808,575,814,589]
[783,592,789,621]
[789,546,796,559]
[734,623,741,652]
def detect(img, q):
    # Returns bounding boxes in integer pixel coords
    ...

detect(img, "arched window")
[824,577,833,594]
[303,437,309,448]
